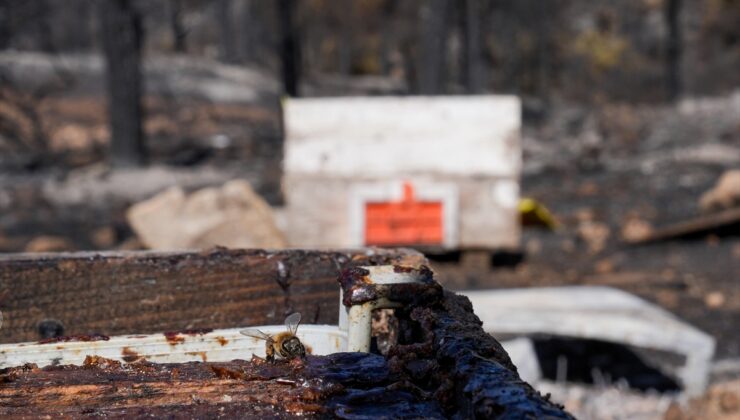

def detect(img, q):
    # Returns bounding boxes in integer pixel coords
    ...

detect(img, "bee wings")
[285,312,301,335]
[239,312,302,339]
[239,328,272,341]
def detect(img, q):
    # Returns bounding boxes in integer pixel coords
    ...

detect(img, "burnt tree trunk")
[418,0,448,94]
[217,0,237,62]
[100,0,146,167]
[278,0,300,96]
[536,0,551,97]
[461,0,484,93]
[71,1,95,51]
[168,0,187,53]
[665,0,682,100]
[35,0,56,52]
[0,2,10,49]
[379,0,396,76]
[236,0,254,62]
[338,0,353,76]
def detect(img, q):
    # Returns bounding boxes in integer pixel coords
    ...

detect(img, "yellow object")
[572,30,627,71]
[519,198,558,230]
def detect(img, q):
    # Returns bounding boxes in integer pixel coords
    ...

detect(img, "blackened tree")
[665,0,682,100]
[278,0,300,96]
[461,0,484,93]
[418,0,448,94]
[217,0,238,62]
[0,2,10,50]
[168,0,187,53]
[100,0,146,167]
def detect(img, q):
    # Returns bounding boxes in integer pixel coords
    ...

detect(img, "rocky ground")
[534,379,740,420]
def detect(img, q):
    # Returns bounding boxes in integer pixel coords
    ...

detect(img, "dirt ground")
[434,234,739,359]
[438,179,738,361]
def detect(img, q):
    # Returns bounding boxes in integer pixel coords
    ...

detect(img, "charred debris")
[0,250,573,418]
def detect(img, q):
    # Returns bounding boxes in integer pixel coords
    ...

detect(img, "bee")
[240,312,306,363]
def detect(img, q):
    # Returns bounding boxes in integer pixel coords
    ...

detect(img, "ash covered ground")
[0,51,738,419]
[437,93,740,360]
[0,54,737,359]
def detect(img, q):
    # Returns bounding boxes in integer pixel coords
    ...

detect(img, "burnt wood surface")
[0,354,445,418]
[0,288,573,419]
[0,248,424,344]
[338,266,574,419]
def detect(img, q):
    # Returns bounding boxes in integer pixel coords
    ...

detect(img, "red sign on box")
[364,183,444,246]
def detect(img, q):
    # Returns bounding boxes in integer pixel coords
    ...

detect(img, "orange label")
[364,183,444,246]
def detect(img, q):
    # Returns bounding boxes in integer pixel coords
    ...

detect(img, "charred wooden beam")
[0,293,572,418]
[625,207,740,244]
[0,292,572,418]
[339,267,574,418]
[0,252,572,418]
[0,353,444,418]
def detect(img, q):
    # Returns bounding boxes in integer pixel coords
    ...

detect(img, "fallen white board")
[461,286,716,396]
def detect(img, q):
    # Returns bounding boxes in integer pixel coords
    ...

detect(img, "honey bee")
[240,312,306,363]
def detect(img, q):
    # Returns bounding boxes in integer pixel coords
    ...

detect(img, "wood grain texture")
[0,248,424,344]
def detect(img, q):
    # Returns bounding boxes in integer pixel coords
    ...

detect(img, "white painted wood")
[0,325,346,368]
[284,96,521,177]
[282,95,522,250]
[500,338,541,385]
[283,175,519,249]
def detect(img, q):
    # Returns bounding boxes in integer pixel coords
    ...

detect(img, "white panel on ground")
[500,337,542,384]
[461,286,716,396]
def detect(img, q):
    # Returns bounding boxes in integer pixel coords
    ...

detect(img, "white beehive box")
[283,95,521,251]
